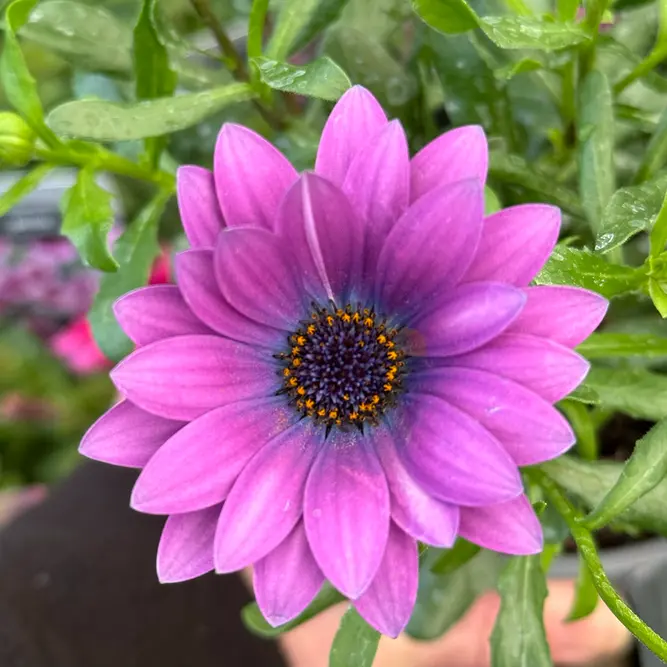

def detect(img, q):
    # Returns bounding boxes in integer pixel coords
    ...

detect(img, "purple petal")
[79,400,184,468]
[459,495,543,555]
[410,126,488,203]
[253,522,324,627]
[463,204,560,286]
[176,166,224,248]
[111,335,275,421]
[373,425,458,547]
[304,430,390,599]
[376,180,483,319]
[354,524,418,638]
[397,394,523,507]
[131,397,292,514]
[414,367,575,465]
[176,249,283,348]
[214,423,321,573]
[114,285,213,346]
[214,124,297,229]
[157,505,220,582]
[342,120,410,277]
[275,173,362,304]
[215,228,305,329]
[450,333,590,403]
[315,86,388,186]
[507,286,608,348]
[409,282,525,357]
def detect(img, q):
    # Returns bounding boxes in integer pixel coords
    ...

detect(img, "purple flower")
[80,86,607,637]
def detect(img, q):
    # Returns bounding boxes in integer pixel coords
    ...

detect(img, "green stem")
[614,46,667,95]
[530,468,667,662]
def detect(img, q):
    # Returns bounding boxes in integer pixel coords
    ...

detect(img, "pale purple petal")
[354,524,418,638]
[315,86,388,186]
[215,423,321,573]
[131,397,292,514]
[373,425,458,547]
[376,179,483,319]
[253,522,324,627]
[463,204,561,286]
[111,335,275,421]
[409,282,525,357]
[157,505,220,582]
[414,367,575,465]
[214,124,297,229]
[507,286,608,348]
[459,495,543,555]
[114,285,213,346]
[397,394,523,507]
[449,333,590,403]
[176,166,224,248]
[410,126,488,202]
[215,228,305,329]
[275,173,362,304]
[342,120,410,276]
[304,430,390,599]
[176,249,284,347]
[79,400,184,468]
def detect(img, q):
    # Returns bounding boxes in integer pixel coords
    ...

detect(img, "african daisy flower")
[80,86,607,637]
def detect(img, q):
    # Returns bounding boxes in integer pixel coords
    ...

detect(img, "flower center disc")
[277,303,406,430]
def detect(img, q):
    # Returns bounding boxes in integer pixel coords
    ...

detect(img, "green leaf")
[1,0,59,147]
[650,191,667,256]
[490,555,552,667]
[560,400,598,460]
[581,418,667,531]
[535,246,645,298]
[557,0,579,21]
[242,584,345,638]
[495,57,543,81]
[594,176,667,254]
[412,0,479,35]
[567,557,599,622]
[485,185,502,215]
[584,366,667,421]
[89,191,170,361]
[565,383,600,405]
[253,57,351,101]
[540,455,667,536]
[247,0,270,61]
[329,607,380,667]
[407,548,503,640]
[578,70,615,234]
[46,84,256,141]
[489,152,583,218]
[577,332,667,359]
[635,107,667,183]
[431,538,481,575]
[0,162,53,216]
[60,168,118,273]
[133,0,177,168]
[649,277,667,317]
[481,17,590,50]
[293,0,351,53]
[19,1,132,73]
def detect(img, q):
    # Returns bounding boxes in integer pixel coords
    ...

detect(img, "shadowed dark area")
[0,461,285,667]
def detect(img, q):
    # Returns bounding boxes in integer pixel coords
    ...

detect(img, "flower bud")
[0,112,36,167]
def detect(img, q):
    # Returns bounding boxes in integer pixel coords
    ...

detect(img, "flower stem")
[530,467,667,662]
[614,46,667,95]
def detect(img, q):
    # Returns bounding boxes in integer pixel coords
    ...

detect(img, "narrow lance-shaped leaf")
[292,0,350,53]
[595,175,667,254]
[578,70,615,234]
[567,555,599,622]
[1,0,60,147]
[46,84,256,142]
[265,0,321,60]
[412,0,480,34]
[480,17,590,50]
[242,584,345,638]
[577,332,667,359]
[559,400,598,460]
[133,0,177,169]
[565,384,600,405]
[634,107,667,183]
[430,538,480,575]
[329,607,380,667]
[535,246,646,299]
[650,190,667,256]
[0,163,54,216]
[582,419,667,531]
[490,555,552,667]
[60,167,118,272]
[89,190,171,361]
[253,57,350,101]
[649,278,667,318]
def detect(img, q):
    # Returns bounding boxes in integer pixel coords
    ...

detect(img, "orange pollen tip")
[318,408,326,417]
[387,351,398,361]
[288,377,298,386]
[384,383,393,392]
[292,358,301,367]
[305,399,315,409]
[297,386,306,395]
[283,368,291,376]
